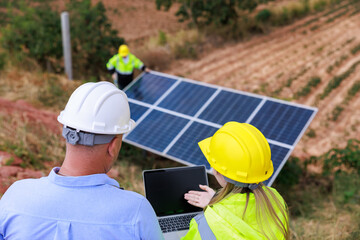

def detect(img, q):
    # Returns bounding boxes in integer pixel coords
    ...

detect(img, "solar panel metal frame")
[123,71,317,186]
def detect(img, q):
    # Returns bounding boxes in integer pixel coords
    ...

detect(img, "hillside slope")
[167,3,360,158]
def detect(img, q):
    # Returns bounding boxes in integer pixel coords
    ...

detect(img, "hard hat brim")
[198,137,212,165]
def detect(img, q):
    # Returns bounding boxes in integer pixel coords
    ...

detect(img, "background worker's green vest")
[182,187,287,240]
[106,53,144,75]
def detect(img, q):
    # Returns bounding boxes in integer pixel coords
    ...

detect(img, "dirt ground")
[1,1,360,192]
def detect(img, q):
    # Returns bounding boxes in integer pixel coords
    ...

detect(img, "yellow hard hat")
[118,44,130,57]
[198,122,273,184]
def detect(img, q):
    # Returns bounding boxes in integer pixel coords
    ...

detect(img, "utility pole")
[61,12,73,80]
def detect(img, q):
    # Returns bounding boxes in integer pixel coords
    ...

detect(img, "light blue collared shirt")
[0,167,163,240]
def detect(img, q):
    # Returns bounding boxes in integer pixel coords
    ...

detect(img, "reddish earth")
[0,98,60,135]
[2,2,360,194]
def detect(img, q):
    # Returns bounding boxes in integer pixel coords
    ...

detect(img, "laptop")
[143,166,209,240]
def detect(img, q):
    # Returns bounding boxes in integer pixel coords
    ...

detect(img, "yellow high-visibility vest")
[182,187,288,240]
[106,53,144,75]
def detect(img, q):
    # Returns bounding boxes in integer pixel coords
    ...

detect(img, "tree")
[156,0,268,27]
[1,0,124,79]
[66,0,124,79]
[1,1,63,68]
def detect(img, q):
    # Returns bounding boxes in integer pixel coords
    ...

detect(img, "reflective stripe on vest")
[194,213,216,240]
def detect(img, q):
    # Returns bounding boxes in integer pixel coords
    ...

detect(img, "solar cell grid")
[124,72,317,186]
[129,102,148,121]
[158,81,217,116]
[167,122,219,169]
[250,101,314,145]
[126,74,176,104]
[126,110,189,152]
[199,90,262,124]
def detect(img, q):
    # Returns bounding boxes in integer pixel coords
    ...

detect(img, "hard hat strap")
[223,176,260,190]
[62,127,116,146]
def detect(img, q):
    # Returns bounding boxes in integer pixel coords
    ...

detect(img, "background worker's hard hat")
[119,44,130,57]
[198,122,273,184]
[57,81,135,135]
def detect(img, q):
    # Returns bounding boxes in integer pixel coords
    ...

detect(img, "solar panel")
[124,72,317,186]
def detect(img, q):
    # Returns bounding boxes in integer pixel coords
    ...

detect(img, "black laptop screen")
[143,166,208,217]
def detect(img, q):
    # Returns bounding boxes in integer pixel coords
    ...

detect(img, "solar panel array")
[124,72,317,186]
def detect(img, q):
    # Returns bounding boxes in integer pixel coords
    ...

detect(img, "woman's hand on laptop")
[184,185,216,208]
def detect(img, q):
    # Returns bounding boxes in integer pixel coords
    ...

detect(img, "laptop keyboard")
[159,213,198,233]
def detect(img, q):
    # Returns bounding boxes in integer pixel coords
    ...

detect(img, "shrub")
[256,9,271,22]
[1,2,63,69]
[0,52,6,70]
[322,139,360,176]
[158,30,167,46]
[1,0,124,80]
[306,128,316,138]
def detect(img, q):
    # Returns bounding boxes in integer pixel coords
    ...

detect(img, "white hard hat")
[58,81,135,135]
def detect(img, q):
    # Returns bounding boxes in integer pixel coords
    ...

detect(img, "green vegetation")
[351,43,360,55]
[330,80,360,121]
[156,0,349,39]
[345,80,360,101]
[1,0,123,80]
[325,9,349,23]
[330,105,344,121]
[306,128,316,138]
[326,54,348,74]
[0,52,6,71]
[156,0,262,27]
[295,76,321,98]
[274,140,360,238]
[0,113,65,170]
[322,139,360,176]
[320,61,360,99]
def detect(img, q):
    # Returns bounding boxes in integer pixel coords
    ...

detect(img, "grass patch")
[0,113,65,170]
[273,141,360,239]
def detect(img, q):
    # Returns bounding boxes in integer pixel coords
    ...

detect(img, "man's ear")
[107,135,122,158]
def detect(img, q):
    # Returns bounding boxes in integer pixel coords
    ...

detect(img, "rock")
[0,151,23,166]
[17,170,43,179]
[0,166,23,178]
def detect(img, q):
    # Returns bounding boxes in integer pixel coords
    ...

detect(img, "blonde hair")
[208,183,289,240]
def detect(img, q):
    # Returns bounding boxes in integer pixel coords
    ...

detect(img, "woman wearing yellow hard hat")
[182,122,289,240]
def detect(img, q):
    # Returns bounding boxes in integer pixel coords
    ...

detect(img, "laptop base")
[164,230,188,240]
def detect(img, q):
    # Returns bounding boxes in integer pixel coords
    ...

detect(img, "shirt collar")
[48,167,120,188]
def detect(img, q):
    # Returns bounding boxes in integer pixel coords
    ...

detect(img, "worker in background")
[182,122,289,240]
[0,82,163,240]
[106,44,149,90]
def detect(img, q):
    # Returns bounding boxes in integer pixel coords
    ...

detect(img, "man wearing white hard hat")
[0,82,163,240]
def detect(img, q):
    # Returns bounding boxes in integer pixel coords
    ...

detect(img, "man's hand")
[184,185,216,208]
[112,73,117,81]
